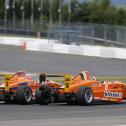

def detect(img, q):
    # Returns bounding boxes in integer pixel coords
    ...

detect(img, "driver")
[91,76,97,80]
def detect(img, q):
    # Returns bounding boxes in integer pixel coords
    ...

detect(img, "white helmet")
[91,76,96,80]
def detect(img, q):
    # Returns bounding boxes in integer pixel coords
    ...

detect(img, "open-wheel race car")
[0,71,64,105]
[35,71,126,106]
[0,71,39,104]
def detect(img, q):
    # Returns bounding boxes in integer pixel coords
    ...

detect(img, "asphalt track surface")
[0,45,126,76]
[0,45,126,126]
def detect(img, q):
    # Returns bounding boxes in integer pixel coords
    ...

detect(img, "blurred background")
[0,0,126,47]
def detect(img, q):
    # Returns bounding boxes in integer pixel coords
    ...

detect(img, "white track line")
[115,125,126,126]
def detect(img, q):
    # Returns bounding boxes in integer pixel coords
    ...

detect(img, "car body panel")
[0,71,39,101]
[60,71,126,103]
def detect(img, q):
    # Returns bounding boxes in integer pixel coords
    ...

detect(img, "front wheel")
[76,86,94,106]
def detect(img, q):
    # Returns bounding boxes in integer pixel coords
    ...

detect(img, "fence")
[0,19,48,37]
[0,19,126,48]
[48,23,126,47]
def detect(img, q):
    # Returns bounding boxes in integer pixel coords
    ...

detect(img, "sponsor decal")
[64,74,72,92]
[122,99,126,102]
[94,97,100,100]
[20,82,27,86]
[10,87,18,90]
[32,92,35,96]
[92,84,100,87]
[101,97,109,101]
[104,91,122,98]
[109,98,117,102]
[104,84,108,90]
[65,78,71,81]
[0,90,5,93]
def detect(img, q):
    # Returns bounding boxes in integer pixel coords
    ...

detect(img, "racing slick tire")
[76,86,94,106]
[4,93,16,104]
[16,85,32,105]
[35,86,51,105]
[66,94,78,105]
[4,93,12,104]
[4,99,12,104]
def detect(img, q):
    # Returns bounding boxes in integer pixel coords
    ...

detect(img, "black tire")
[4,93,16,104]
[4,98,12,104]
[4,93,12,104]
[66,94,78,105]
[35,87,51,105]
[52,93,60,102]
[16,85,32,105]
[76,86,94,106]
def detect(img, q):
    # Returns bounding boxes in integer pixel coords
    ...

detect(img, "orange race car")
[0,71,64,105]
[35,71,126,105]
[0,71,39,104]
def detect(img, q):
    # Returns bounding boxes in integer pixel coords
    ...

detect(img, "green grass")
[97,76,126,83]
[53,76,126,83]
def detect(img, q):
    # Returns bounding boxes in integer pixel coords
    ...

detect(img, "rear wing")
[4,74,12,91]
[0,73,13,77]
[39,73,64,77]
[0,71,28,91]
[39,73,65,83]
[39,71,92,91]
[0,73,12,91]
[41,73,73,92]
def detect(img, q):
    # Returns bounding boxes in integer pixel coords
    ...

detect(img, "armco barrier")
[99,47,116,58]
[0,36,49,46]
[82,45,101,57]
[115,48,126,59]
[0,36,126,59]
[69,45,83,55]
[53,44,69,54]
[26,42,40,51]
[26,41,126,59]
[0,36,21,46]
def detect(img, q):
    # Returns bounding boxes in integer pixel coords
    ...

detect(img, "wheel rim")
[85,89,93,103]
[24,89,32,102]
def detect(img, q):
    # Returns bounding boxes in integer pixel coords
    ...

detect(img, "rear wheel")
[35,86,51,105]
[16,85,32,105]
[76,86,94,106]
[4,93,16,104]
[66,94,78,105]
[4,94,12,104]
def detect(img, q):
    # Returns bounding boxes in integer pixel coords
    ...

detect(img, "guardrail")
[0,22,126,48]
[0,36,126,60]
[48,23,126,48]
[80,35,126,47]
